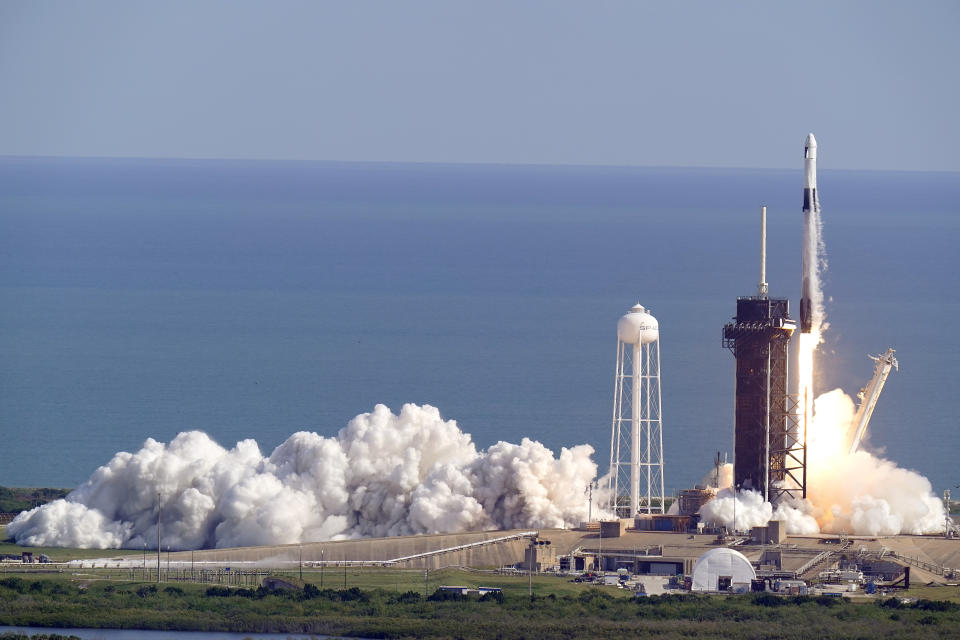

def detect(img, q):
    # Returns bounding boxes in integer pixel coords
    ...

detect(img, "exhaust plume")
[703,176,944,537]
[8,404,599,550]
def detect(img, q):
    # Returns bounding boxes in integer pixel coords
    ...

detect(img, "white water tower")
[607,303,665,517]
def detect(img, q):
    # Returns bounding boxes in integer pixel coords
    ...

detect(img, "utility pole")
[585,483,594,523]
[733,485,740,536]
[946,489,953,539]
[527,536,550,599]
[156,491,162,584]
[528,538,534,599]
[598,524,602,573]
[299,545,303,581]
[320,549,324,588]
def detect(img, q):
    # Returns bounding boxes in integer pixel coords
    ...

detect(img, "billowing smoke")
[700,488,820,535]
[700,389,946,536]
[699,462,733,490]
[8,404,598,550]
[805,389,945,535]
[792,185,946,535]
[703,171,945,538]
[804,202,828,337]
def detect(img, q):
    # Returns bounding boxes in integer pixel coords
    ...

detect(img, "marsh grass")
[2,574,960,639]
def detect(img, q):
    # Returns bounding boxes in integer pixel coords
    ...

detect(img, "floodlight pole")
[732,486,737,536]
[156,491,162,583]
[528,539,534,599]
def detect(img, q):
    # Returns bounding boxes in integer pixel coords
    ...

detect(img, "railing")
[795,551,833,577]
[885,551,946,576]
[577,545,663,558]
[385,531,538,566]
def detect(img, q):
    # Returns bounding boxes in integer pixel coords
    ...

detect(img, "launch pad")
[721,199,806,505]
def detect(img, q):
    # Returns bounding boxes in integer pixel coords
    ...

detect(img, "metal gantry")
[723,296,805,504]
[848,348,898,454]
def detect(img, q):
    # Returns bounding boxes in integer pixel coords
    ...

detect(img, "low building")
[523,541,557,571]
[438,585,471,595]
[634,515,693,532]
[774,579,809,595]
[751,520,787,544]
[678,488,715,516]
[600,520,627,538]
[438,585,503,597]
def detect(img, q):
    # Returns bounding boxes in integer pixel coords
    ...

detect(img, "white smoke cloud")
[699,462,733,491]
[810,445,946,537]
[771,499,821,535]
[700,488,772,532]
[698,389,945,537]
[806,388,945,536]
[8,404,598,550]
[700,165,944,539]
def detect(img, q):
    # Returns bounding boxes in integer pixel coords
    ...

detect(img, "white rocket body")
[800,133,819,333]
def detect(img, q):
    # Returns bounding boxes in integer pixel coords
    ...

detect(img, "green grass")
[3,526,959,638]
[2,571,960,639]
[0,487,69,514]
[900,584,960,603]
[288,566,633,599]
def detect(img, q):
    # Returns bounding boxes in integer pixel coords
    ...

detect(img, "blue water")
[1,157,957,495]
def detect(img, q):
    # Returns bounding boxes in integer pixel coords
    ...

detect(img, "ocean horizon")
[1,155,957,497]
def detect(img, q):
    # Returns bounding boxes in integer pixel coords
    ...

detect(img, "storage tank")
[616,304,659,345]
[607,303,665,518]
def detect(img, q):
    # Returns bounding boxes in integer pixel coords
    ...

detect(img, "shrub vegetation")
[1,575,959,639]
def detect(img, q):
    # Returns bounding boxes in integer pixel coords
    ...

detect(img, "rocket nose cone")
[805,133,817,148]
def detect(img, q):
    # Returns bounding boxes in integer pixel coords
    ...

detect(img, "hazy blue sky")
[1,1,957,171]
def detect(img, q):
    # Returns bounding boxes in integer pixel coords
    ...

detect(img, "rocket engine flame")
[797,330,818,450]
[702,134,945,537]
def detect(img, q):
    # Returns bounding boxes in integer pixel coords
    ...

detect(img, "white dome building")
[690,548,756,592]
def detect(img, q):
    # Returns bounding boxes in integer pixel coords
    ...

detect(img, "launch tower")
[722,208,805,503]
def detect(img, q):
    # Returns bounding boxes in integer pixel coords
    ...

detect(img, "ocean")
[1,156,957,496]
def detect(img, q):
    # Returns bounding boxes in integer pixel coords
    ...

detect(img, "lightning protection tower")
[607,304,665,517]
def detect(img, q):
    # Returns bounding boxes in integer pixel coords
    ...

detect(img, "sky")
[1,1,958,171]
